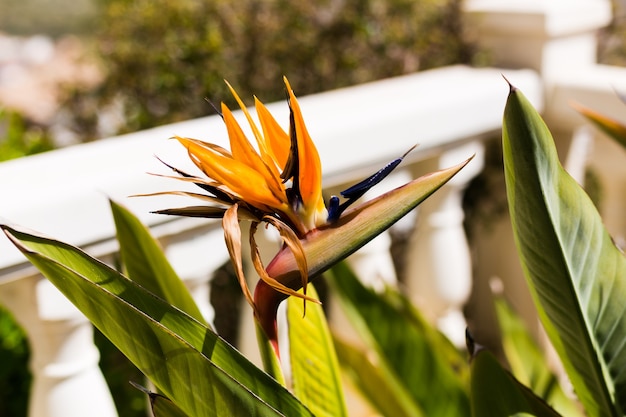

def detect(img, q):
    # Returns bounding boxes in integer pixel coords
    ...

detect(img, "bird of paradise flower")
[144,77,472,355]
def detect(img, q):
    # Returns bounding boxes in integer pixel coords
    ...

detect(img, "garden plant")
[2,77,626,416]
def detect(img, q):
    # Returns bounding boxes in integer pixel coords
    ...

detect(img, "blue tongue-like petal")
[327,144,417,222]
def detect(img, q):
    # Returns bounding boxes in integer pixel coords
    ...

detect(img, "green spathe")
[254,157,473,349]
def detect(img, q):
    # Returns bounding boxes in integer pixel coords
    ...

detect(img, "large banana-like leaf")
[469,348,562,417]
[287,284,347,417]
[130,382,189,417]
[2,225,313,417]
[110,199,206,325]
[502,84,626,416]
[151,395,189,417]
[494,297,583,417]
[328,262,469,417]
[333,336,425,417]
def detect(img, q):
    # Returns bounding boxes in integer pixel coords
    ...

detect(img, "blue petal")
[327,145,416,222]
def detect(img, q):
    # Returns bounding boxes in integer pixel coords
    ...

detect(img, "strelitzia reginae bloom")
[150,77,472,352]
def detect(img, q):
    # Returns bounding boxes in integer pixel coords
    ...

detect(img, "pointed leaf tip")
[502,74,516,93]
[466,328,476,356]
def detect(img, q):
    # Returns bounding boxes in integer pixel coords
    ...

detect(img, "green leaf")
[287,284,347,417]
[502,84,626,416]
[110,199,206,325]
[130,382,189,417]
[2,224,314,417]
[328,262,470,417]
[470,348,563,417]
[254,318,285,385]
[494,297,584,417]
[333,336,425,417]
[151,394,190,417]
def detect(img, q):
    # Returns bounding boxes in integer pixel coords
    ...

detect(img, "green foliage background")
[0,306,31,417]
[0,110,54,162]
[66,0,476,138]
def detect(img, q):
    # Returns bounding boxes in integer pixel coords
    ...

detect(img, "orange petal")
[147,172,224,189]
[175,136,232,157]
[255,97,290,169]
[178,137,286,209]
[283,77,325,218]
[221,104,286,201]
[132,190,228,205]
[225,81,283,180]
[572,101,626,149]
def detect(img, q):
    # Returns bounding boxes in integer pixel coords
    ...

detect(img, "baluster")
[0,275,118,417]
[404,141,484,347]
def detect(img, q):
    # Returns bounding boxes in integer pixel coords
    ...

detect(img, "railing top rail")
[0,65,541,277]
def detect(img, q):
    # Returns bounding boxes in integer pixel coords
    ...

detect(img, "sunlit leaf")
[130,382,189,417]
[254,317,285,385]
[494,297,584,416]
[328,262,469,417]
[2,224,313,417]
[333,336,424,417]
[503,83,626,416]
[287,284,347,417]
[110,199,206,325]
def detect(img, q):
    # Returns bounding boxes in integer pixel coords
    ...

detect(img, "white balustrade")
[0,64,541,416]
[5,1,621,410]
[463,0,621,346]
[405,141,485,347]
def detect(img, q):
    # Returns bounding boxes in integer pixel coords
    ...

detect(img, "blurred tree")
[0,0,98,36]
[0,307,30,417]
[64,0,477,139]
[0,109,54,162]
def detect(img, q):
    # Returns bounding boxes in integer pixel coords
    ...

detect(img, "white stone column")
[464,0,612,161]
[0,275,118,417]
[404,141,485,347]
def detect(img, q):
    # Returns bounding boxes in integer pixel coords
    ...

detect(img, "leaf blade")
[333,337,425,417]
[2,224,314,417]
[287,284,347,417]
[502,84,626,416]
[470,349,563,417]
[494,297,584,416]
[110,199,206,325]
[328,262,469,417]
